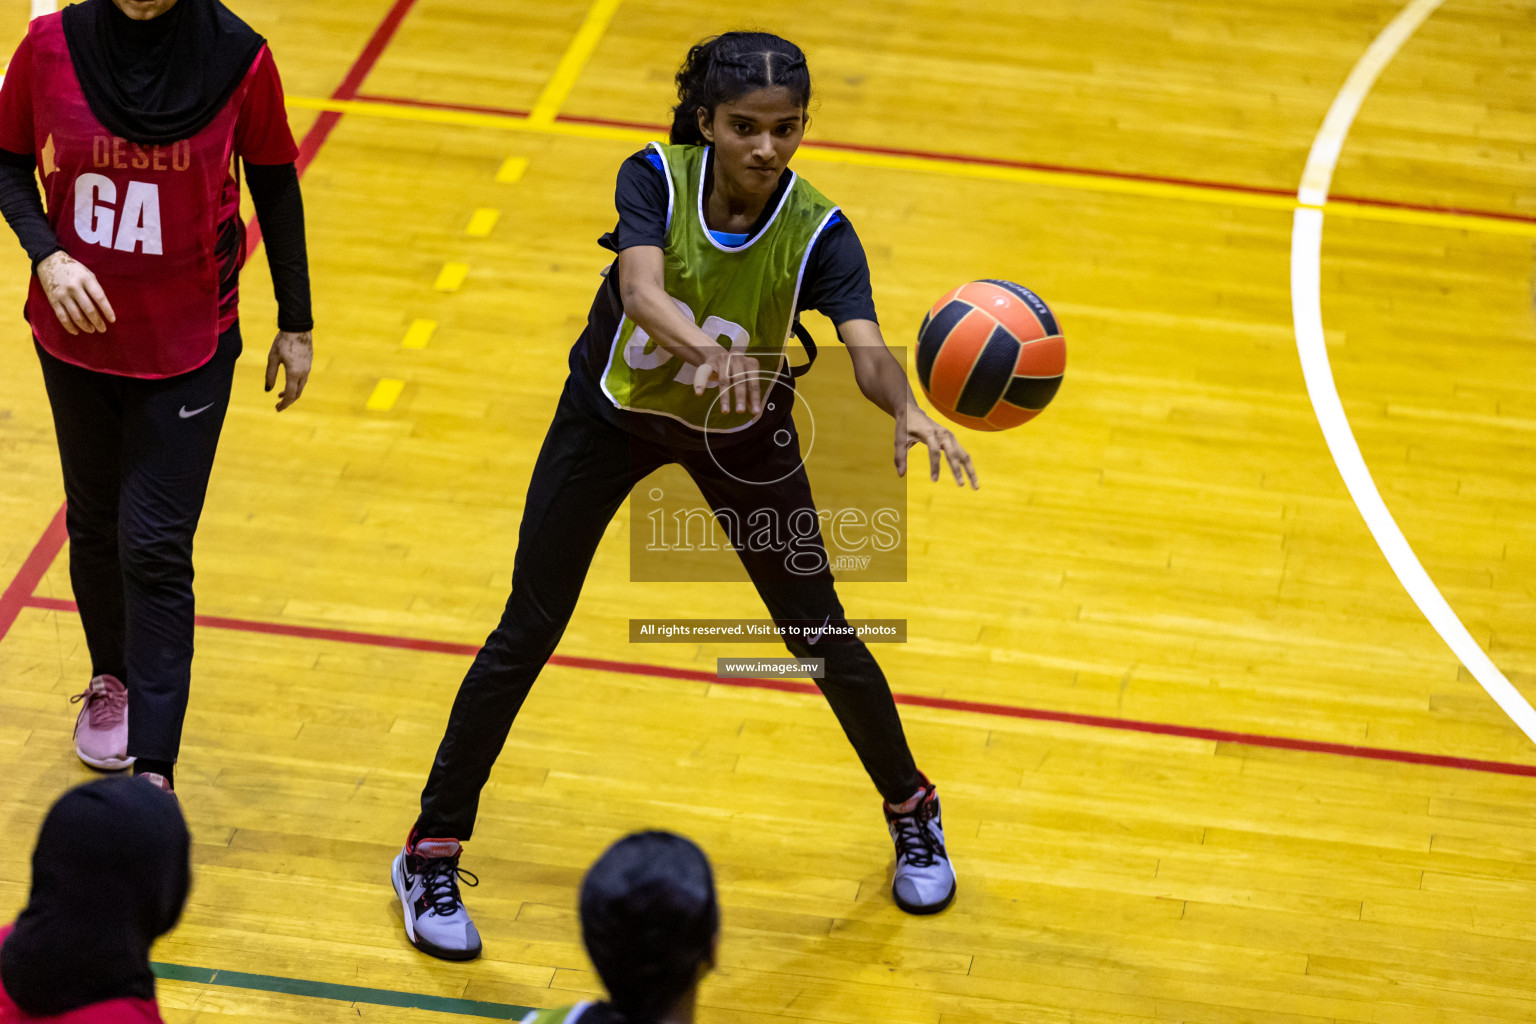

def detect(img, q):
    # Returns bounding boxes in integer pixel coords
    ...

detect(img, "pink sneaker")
[71,674,133,771]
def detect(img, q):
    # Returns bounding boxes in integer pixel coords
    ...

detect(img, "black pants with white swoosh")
[416,373,925,841]
[36,323,241,763]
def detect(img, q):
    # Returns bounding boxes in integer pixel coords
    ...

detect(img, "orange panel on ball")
[955,281,1048,343]
[928,285,967,318]
[1013,335,1067,377]
[985,403,1041,430]
[936,407,999,432]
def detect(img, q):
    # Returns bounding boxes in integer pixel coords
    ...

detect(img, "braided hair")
[670,31,812,146]
[579,831,720,1023]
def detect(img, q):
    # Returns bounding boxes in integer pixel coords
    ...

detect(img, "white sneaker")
[883,779,957,914]
[392,831,482,960]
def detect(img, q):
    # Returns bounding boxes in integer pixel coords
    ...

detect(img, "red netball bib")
[0,14,289,378]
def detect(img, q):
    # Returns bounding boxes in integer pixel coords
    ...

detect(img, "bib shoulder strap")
[788,320,817,378]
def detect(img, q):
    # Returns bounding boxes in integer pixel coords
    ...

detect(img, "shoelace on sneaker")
[889,801,946,868]
[420,856,479,917]
[70,680,127,729]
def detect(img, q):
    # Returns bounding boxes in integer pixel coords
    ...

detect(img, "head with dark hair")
[671,31,812,148]
[669,33,812,209]
[579,831,719,1022]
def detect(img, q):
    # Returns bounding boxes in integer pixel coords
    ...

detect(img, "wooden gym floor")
[2,0,1535,1020]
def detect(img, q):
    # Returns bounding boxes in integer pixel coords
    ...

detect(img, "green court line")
[152,961,535,1019]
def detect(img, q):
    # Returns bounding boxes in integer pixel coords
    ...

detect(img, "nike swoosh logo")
[805,614,831,645]
[178,403,215,419]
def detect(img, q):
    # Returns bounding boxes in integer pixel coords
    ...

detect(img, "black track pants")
[416,375,923,839]
[36,324,240,762]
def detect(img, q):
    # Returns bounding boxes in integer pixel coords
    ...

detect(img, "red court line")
[303,0,419,165]
[248,0,421,257]
[0,507,68,642]
[20,594,1536,780]
[352,91,1536,228]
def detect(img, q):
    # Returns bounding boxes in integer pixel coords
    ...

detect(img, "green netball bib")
[599,142,840,433]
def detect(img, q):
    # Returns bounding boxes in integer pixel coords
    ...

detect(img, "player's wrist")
[32,247,66,275]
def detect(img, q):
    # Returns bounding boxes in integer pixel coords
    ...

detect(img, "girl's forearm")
[0,153,63,269]
[859,347,917,418]
[621,285,719,367]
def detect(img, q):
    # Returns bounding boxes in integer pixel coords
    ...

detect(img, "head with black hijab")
[0,777,190,1017]
[61,0,266,146]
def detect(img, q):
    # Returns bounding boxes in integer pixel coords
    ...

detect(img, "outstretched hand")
[897,401,979,488]
[693,348,762,415]
[36,251,115,336]
[265,330,312,412]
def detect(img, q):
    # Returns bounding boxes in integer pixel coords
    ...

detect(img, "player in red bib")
[0,0,313,794]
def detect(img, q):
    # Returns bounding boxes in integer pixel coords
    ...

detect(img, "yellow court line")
[466,208,500,237]
[1320,198,1536,237]
[283,95,1536,238]
[365,378,405,411]
[401,319,437,349]
[527,0,624,127]
[495,156,529,184]
[287,94,649,140]
[434,262,470,291]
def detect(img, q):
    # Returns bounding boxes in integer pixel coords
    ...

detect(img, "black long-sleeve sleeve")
[244,160,312,333]
[0,147,62,270]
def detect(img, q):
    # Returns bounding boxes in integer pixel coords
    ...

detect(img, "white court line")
[1290,0,1536,745]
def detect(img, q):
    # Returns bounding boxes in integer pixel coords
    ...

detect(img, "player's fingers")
[275,358,299,410]
[265,344,281,392]
[746,366,761,414]
[734,356,752,411]
[957,446,980,489]
[50,298,79,336]
[720,354,738,412]
[82,275,116,324]
[939,433,966,485]
[61,294,93,334]
[71,287,106,333]
[935,428,977,487]
[693,359,715,396]
[929,438,942,482]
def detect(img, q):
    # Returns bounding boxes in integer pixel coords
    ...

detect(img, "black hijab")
[61,0,265,146]
[0,777,190,1016]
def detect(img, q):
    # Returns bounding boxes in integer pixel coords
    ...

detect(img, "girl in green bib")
[393,31,977,962]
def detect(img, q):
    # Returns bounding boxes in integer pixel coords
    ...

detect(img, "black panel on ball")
[916,299,971,393]
[981,278,1059,337]
[954,325,1018,418]
[1004,374,1063,410]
